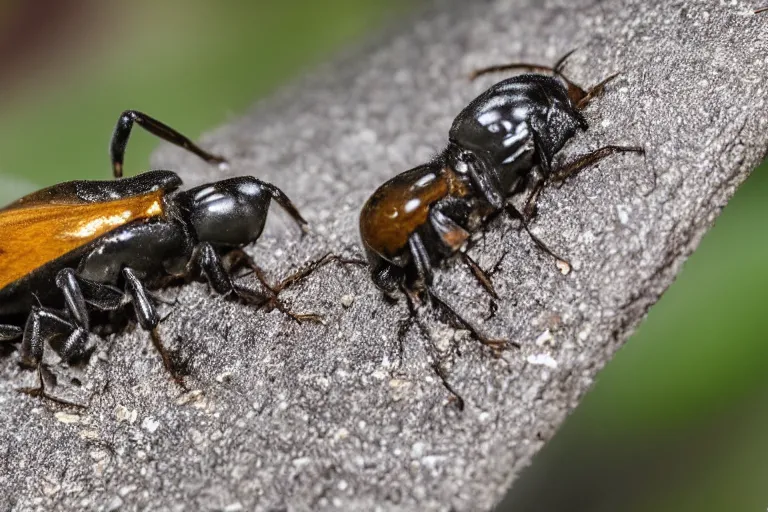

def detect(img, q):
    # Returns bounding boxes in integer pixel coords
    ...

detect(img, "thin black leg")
[550,145,645,183]
[427,288,514,354]
[17,365,87,408]
[400,291,465,409]
[0,324,22,341]
[150,328,187,390]
[193,242,237,296]
[20,307,79,365]
[408,233,434,287]
[271,252,367,294]
[110,110,227,178]
[194,243,325,323]
[123,268,185,388]
[123,268,160,330]
[460,252,498,299]
[505,204,571,272]
[55,268,90,330]
[260,182,310,234]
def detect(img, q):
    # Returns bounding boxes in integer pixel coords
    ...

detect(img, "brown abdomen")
[359,163,469,263]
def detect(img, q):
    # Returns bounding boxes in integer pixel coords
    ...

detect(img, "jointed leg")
[123,268,160,330]
[0,324,22,342]
[110,110,227,178]
[21,307,84,365]
[194,243,323,323]
[550,145,645,183]
[505,204,571,272]
[271,252,367,294]
[17,365,87,408]
[399,289,465,409]
[427,289,513,355]
[122,267,186,388]
[408,233,434,288]
[460,252,498,299]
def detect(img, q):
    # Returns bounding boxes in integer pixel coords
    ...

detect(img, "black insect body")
[0,111,311,393]
[360,55,644,351]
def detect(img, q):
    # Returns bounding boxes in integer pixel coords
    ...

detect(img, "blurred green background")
[0,2,765,511]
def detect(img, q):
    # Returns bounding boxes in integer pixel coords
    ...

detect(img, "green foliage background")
[0,2,765,510]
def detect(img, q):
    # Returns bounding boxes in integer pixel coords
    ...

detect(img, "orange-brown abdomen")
[360,164,470,262]
[0,190,166,289]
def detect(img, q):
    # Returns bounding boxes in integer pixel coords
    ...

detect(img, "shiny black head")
[449,74,587,190]
[176,176,271,247]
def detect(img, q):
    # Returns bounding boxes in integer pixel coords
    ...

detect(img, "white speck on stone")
[114,405,138,424]
[600,118,612,128]
[535,329,555,347]
[105,496,123,512]
[141,417,160,433]
[90,450,108,461]
[617,205,631,224]
[293,457,312,468]
[334,427,349,440]
[79,430,99,440]
[556,259,572,275]
[411,442,427,458]
[118,485,137,497]
[338,480,349,491]
[340,294,355,308]
[42,481,60,497]
[54,412,80,424]
[223,503,244,512]
[527,353,559,369]
[372,368,388,380]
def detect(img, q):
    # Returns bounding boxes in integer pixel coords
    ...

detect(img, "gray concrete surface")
[1,1,767,510]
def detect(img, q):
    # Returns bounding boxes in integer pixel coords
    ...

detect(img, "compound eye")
[460,151,478,164]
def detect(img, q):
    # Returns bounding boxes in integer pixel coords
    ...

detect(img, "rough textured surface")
[1,1,766,511]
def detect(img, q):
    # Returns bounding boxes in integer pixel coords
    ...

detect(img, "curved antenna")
[468,49,589,105]
[468,49,621,110]
[756,6,768,13]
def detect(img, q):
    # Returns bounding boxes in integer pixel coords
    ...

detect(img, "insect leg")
[121,268,186,387]
[427,288,514,354]
[550,145,645,184]
[110,110,227,178]
[407,233,434,287]
[0,324,22,341]
[55,268,91,330]
[460,252,498,299]
[21,307,82,365]
[259,181,310,234]
[194,242,322,323]
[271,252,367,295]
[192,242,238,296]
[505,204,571,272]
[522,167,547,220]
[428,207,497,298]
[122,268,159,330]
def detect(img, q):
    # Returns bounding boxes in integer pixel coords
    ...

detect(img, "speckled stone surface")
[1,1,766,511]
